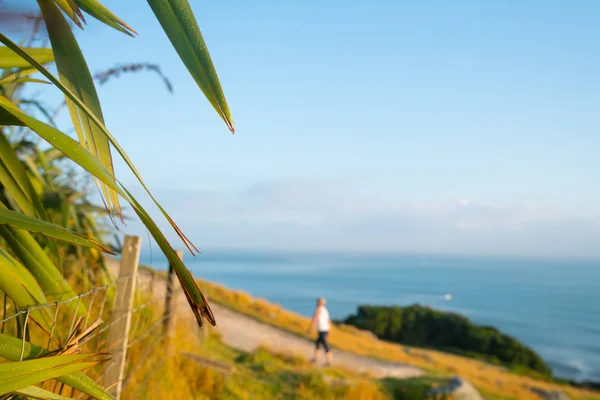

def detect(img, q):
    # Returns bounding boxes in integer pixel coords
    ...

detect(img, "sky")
[9,0,600,256]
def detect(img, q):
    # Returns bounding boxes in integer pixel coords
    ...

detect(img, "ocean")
[139,250,600,381]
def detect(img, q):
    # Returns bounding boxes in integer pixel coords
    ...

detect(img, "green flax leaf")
[0,48,54,68]
[39,0,121,219]
[0,32,199,255]
[0,353,106,395]
[0,249,54,332]
[51,0,85,28]
[0,205,115,254]
[0,333,114,400]
[16,385,74,400]
[147,0,234,132]
[0,95,214,327]
[74,0,136,36]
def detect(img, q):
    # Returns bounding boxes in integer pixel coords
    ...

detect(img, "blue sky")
[13,0,600,256]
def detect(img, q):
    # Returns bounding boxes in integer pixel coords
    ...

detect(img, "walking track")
[107,258,423,379]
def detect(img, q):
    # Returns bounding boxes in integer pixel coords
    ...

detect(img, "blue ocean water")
[140,250,600,381]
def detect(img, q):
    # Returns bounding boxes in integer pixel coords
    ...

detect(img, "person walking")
[307,297,333,366]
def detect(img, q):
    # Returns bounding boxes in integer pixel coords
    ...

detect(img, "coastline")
[145,250,599,383]
[106,255,600,400]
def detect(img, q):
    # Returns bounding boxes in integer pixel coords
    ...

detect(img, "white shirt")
[316,305,330,332]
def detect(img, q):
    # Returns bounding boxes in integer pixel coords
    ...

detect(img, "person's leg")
[323,332,332,366]
[312,333,323,362]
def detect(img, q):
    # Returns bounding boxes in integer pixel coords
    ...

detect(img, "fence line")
[104,235,141,399]
[0,235,185,400]
[0,277,130,326]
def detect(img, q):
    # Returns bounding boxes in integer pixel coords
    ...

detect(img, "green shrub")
[381,377,449,400]
[343,304,551,376]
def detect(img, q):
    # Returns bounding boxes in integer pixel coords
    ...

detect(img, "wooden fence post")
[163,250,183,347]
[202,282,209,342]
[104,235,141,399]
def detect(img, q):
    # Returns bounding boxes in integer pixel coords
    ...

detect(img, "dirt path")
[107,258,423,379]
[205,303,423,379]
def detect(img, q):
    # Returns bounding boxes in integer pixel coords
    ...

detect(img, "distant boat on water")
[444,293,453,301]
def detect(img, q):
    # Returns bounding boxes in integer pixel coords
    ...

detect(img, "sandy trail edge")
[106,257,423,379]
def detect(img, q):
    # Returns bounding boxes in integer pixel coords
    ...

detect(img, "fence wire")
[121,269,172,395]
[0,265,175,400]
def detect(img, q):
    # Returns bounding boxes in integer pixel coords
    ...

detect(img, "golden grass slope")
[197,278,600,400]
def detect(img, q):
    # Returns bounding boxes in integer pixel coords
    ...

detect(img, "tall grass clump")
[0,0,233,396]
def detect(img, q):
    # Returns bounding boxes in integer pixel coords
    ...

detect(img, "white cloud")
[117,179,600,257]
[457,198,471,207]
[455,220,468,229]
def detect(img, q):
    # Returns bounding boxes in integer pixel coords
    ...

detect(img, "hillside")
[113,260,600,400]
[127,318,451,400]
[193,275,600,400]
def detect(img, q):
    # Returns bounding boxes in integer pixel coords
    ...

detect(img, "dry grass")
[60,261,596,399]
[199,278,600,400]
[122,317,392,400]
[345,381,389,400]
[114,282,392,400]
[0,263,398,399]
[122,326,221,399]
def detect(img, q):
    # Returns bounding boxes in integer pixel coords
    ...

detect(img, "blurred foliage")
[341,304,552,376]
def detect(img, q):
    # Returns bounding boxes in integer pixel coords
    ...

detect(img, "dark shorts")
[315,331,330,353]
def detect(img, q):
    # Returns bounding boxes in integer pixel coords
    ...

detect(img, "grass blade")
[0,95,215,326]
[0,226,84,318]
[0,155,37,217]
[0,249,53,331]
[0,108,24,125]
[124,186,215,326]
[0,130,84,316]
[39,0,121,220]
[0,32,199,255]
[0,130,60,261]
[16,385,74,400]
[0,205,115,253]
[73,0,136,36]
[0,47,54,68]
[3,77,49,84]
[17,99,58,127]
[0,68,42,85]
[0,353,106,395]
[147,0,234,132]
[0,333,114,400]
[52,0,85,28]
[0,248,49,306]
[0,131,51,220]
[0,96,121,194]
